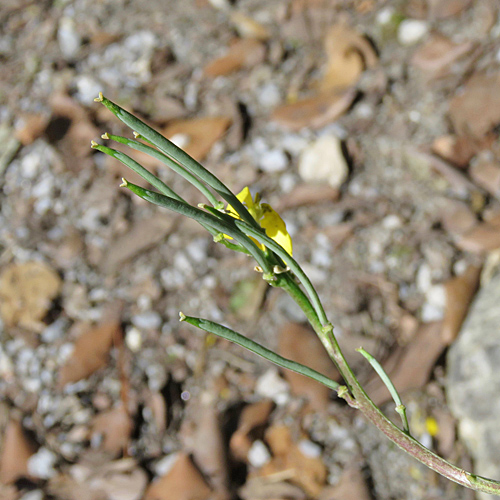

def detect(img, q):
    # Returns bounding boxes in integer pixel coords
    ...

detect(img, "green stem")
[95,93,259,229]
[179,313,339,391]
[121,179,272,275]
[102,134,221,208]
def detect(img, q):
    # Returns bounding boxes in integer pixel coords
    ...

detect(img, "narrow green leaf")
[180,313,339,391]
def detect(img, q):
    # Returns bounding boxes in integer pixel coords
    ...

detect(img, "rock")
[58,17,82,60]
[447,272,500,499]
[298,135,348,189]
[397,19,429,46]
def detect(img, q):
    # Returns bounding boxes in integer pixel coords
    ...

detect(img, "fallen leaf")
[0,261,62,332]
[456,214,500,253]
[181,394,229,497]
[411,34,472,78]
[203,38,266,77]
[144,453,212,500]
[230,12,270,40]
[91,405,133,457]
[364,321,446,405]
[277,184,340,210]
[319,24,377,92]
[258,425,327,498]
[0,418,37,484]
[319,463,371,500]
[272,89,356,131]
[239,477,306,500]
[230,400,274,462]
[448,71,500,138]
[427,0,473,19]
[14,113,50,145]
[101,216,178,273]
[58,303,122,387]
[162,116,232,161]
[439,199,477,236]
[278,323,337,411]
[442,265,482,344]
[431,134,477,168]
[470,159,500,196]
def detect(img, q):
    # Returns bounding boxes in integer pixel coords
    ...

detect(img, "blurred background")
[1,0,500,499]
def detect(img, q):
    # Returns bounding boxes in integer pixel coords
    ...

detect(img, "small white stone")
[255,368,289,405]
[154,452,179,476]
[58,17,81,60]
[259,148,288,173]
[132,311,162,330]
[421,284,446,322]
[125,327,143,352]
[376,6,395,25]
[248,440,271,467]
[28,447,58,479]
[298,134,348,189]
[169,133,190,149]
[398,19,428,46]
[382,214,402,229]
[416,263,432,293]
[20,491,44,500]
[74,75,102,105]
[298,439,322,458]
[257,83,282,108]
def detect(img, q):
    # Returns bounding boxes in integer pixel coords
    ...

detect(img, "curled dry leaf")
[162,116,232,161]
[319,24,378,92]
[203,38,266,77]
[456,214,500,253]
[439,199,476,236]
[58,303,123,387]
[277,184,340,211]
[0,261,62,333]
[470,159,500,196]
[230,399,274,462]
[431,134,477,169]
[411,34,472,78]
[0,418,37,484]
[257,424,327,498]
[91,405,133,457]
[271,88,356,131]
[14,113,50,145]
[230,12,270,40]
[278,322,337,411]
[144,453,212,500]
[442,265,482,344]
[448,71,500,138]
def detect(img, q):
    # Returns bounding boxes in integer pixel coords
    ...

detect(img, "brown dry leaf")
[319,463,370,500]
[431,134,477,168]
[456,214,500,253]
[470,159,500,196]
[319,24,377,92]
[58,304,122,387]
[181,394,229,497]
[203,38,266,77]
[144,453,212,500]
[49,92,100,158]
[365,321,445,405]
[239,477,306,500]
[91,405,133,457]
[162,116,232,161]
[411,34,472,78]
[442,265,481,344]
[278,322,337,411]
[0,418,37,484]
[277,184,340,210]
[230,12,270,40]
[14,113,50,145]
[272,89,356,131]
[448,71,500,138]
[427,0,473,19]
[0,261,62,332]
[101,216,178,273]
[230,400,274,462]
[259,425,327,498]
[439,199,477,236]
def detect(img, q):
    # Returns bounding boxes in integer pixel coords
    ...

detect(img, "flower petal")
[260,203,293,256]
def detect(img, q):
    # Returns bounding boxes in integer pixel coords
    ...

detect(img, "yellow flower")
[226,187,293,256]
